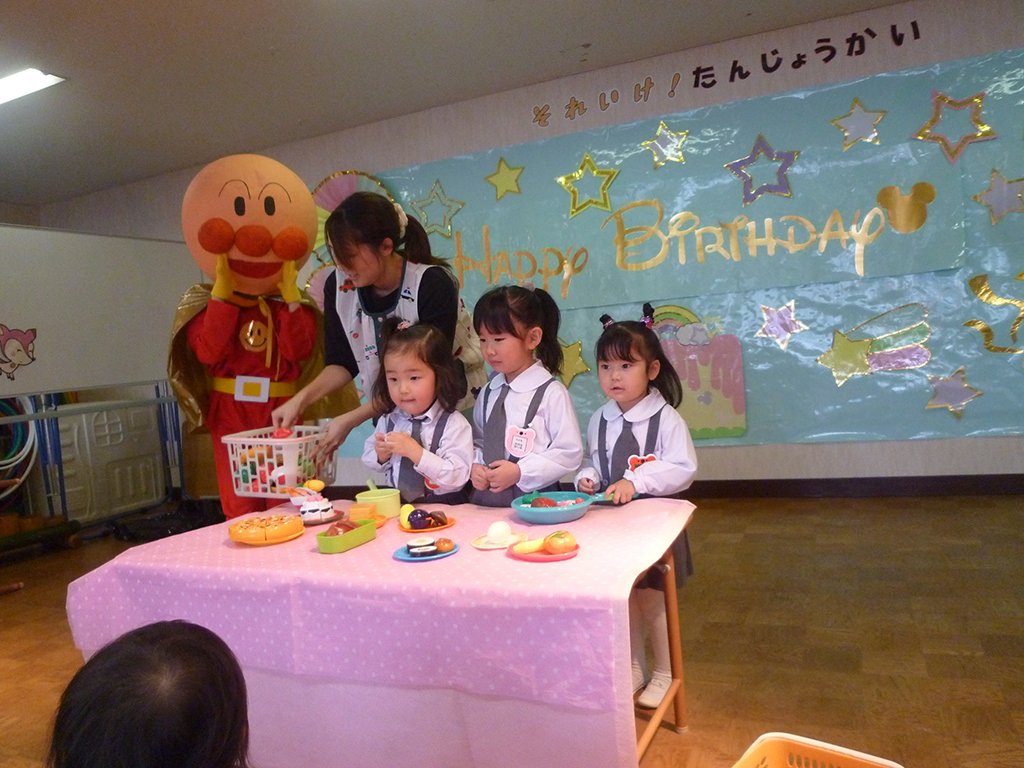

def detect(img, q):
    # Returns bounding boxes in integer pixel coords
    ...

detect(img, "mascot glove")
[211,253,237,301]
[278,259,301,304]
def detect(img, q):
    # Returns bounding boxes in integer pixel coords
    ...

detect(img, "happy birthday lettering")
[602,200,887,277]
[453,225,587,298]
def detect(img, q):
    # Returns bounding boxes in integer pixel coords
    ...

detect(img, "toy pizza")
[229,513,304,546]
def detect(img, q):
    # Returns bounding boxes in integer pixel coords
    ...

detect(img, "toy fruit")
[303,478,326,493]
[530,496,558,508]
[511,538,547,555]
[406,508,432,530]
[544,530,576,554]
[400,503,415,528]
[271,427,293,439]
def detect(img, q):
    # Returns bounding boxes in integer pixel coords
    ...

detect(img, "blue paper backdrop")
[332,48,1024,455]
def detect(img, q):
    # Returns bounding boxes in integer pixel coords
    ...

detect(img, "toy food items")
[487,521,512,545]
[543,530,577,554]
[530,496,558,508]
[399,503,415,528]
[229,514,303,545]
[404,509,449,530]
[299,495,336,525]
[318,518,377,554]
[511,529,576,556]
[435,538,455,553]
[407,536,435,550]
[326,520,360,536]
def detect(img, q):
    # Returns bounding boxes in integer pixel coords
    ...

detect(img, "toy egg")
[486,521,512,546]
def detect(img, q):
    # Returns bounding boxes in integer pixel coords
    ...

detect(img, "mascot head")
[182,154,317,297]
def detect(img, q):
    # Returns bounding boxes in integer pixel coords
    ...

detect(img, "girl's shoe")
[636,672,672,709]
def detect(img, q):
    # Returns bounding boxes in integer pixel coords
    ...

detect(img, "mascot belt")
[211,376,297,402]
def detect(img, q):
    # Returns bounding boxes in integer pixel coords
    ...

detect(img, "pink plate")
[506,544,579,562]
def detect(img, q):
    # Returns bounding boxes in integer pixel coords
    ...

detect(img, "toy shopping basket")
[222,425,336,498]
[732,732,904,768]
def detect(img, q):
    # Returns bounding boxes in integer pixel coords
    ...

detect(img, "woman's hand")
[577,477,597,495]
[314,415,354,463]
[272,398,304,429]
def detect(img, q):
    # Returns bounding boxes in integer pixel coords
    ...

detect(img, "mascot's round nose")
[234,224,275,257]
[273,226,311,261]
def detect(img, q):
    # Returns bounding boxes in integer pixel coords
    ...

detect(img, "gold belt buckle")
[234,376,270,403]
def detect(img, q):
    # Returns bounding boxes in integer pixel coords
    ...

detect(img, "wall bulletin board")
[308,48,1024,456]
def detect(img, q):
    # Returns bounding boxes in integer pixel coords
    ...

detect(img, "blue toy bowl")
[511,490,606,524]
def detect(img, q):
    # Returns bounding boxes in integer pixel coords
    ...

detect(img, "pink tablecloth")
[68,498,692,727]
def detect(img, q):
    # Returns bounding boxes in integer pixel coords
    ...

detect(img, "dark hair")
[372,318,466,412]
[472,285,563,375]
[325,191,448,270]
[47,621,249,768]
[596,303,682,407]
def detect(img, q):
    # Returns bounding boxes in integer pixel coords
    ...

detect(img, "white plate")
[471,532,527,550]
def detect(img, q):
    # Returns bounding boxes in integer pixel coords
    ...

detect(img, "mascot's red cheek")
[273,227,311,261]
[198,218,235,254]
[234,225,274,257]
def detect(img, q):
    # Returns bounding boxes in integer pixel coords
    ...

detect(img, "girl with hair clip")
[273,191,482,458]
[362,318,473,504]
[470,284,583,507]
[47,620,250,768]
[574,302,697,710]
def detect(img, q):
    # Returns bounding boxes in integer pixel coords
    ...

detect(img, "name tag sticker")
[506,426,536,458]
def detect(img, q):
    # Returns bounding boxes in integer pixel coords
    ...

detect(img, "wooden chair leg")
[635,548,688,761]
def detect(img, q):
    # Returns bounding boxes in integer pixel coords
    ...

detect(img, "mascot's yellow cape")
[167,284,358,432]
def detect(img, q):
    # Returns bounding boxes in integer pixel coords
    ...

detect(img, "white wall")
[34,0,1024,481]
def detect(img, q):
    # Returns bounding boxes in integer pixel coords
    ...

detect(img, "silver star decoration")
[972,169,1024,224]
[831,98,886,151]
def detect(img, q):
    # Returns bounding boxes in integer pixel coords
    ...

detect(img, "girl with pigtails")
[361,318,473,505]
[574,302,697,709]
[470,284,583,507]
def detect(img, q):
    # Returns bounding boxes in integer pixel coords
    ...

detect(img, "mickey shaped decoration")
[169,154,325,519]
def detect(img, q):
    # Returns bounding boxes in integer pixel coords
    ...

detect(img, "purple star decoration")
[725,134,800,206]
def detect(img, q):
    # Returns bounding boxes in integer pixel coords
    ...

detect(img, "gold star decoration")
[926,367,982,418]
[640,120,688,169]
[816,330,873,386]
[555,152,619,218]
[485,158,524,201]
[913,90,997,164]
[410,179,465,239]
[559,339,590,388]
[830,98,886,150]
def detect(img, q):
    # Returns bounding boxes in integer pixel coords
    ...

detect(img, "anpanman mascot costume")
[169,154,343,518]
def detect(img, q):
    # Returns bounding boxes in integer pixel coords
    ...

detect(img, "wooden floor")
[2,495,1022,768]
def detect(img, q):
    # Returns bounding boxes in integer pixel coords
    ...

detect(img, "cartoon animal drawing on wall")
[0,324,36,380]
[168,154,355,519]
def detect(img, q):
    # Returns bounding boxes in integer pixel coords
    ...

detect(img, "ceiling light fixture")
[0,68,65,107]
